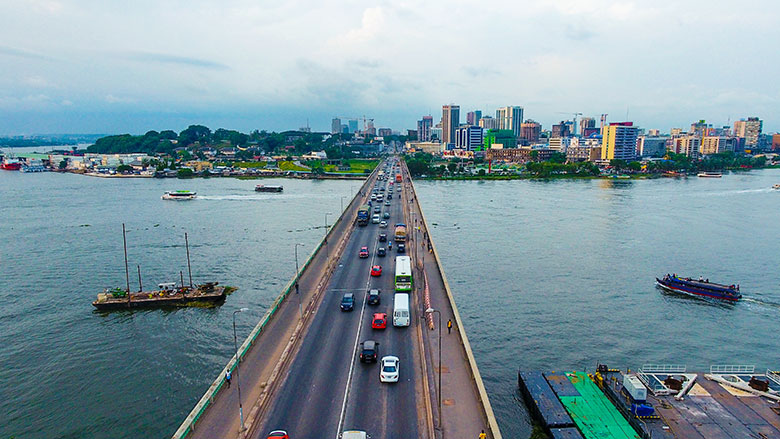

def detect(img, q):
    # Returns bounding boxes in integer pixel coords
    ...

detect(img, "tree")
[177,168,194,178]
[477,169,486,176]
[179,125,212,146]
[116,164,133,173]
[610,159,627,171]
[59,159,68,169]
[627,161,642,172]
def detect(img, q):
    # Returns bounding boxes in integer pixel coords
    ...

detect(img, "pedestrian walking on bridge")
[225,369,232,388]
[447,319,453,334]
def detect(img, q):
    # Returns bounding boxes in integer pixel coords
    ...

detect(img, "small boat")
[656,274,741,301]
[772,184,780,190]
[1,158,22,170]
[697,172,722,178]
[255,184,283,193]
[162,190,196,200]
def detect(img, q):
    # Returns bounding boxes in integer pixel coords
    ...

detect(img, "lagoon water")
[2,167,780,438]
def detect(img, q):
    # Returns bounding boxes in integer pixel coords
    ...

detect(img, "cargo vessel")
[255,184,283,192]
[656,274,742,301]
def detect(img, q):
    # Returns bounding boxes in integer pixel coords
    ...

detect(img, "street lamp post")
[294,243,305,318]
[324,212,332,267]
[341,195,346,212]
[425,307,442,425]
[232,307,249,432]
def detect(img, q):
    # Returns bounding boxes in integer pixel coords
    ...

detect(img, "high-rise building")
[378,128,392,137]
[417,116,434,142]
[348,120,358,134]
[637,136,669,157]
[734,117,763,149]
[520,120,541,143]
[579,117,596,137]
[668,136,701,158]
[670,128,683,136]
[431,124,443,142]
[331,118,342,134]
[483,129,517,149]
[772,134,780,151]
[700,136,735,155]
[690,120,710,138]
[495,106,523,136]
[466,111,482,126]
[442,105,460,145]
[551,121,571,138]
[479,116,498,130]
[455,126,484,151]
[601,122,639,162]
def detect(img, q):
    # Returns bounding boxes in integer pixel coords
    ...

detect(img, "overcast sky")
[1,0,779,135]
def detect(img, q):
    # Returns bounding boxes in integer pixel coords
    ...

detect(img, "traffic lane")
[255,220,379,437]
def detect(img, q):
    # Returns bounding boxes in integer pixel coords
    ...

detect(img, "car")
[360,340,379,363]
[382,212,390,219]
[378,233,387,242]
[374,206,381,213]
[377,247,386,257]
[380,356,399,383]
[359,246,369,258]
[340,293,355,311]
[370,194,376,201]
[380,187,385,192]
[384,200,391,206]
[372,214,380,224]
[371,265,382,276]
[379,220,388,228]
[367,288,380,305]
[266,431,289,439]
[397,243,405,253]
[387,193,392,199]
[372,312,387,329]
[342,431,369,439]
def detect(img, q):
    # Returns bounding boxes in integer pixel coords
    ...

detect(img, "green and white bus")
[394,256,413,292]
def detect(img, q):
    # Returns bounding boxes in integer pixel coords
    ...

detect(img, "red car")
[372,312,387,329]
[359,246,369,258]
[371,265,382,276]
[267,431,289,439]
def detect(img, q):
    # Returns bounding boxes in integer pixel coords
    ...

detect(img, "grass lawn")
[233,161,267,168]
[279,161,309,171]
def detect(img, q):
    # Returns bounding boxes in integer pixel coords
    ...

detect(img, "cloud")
[124,52,230,70]
[0,45,51,60]
[565,23,596,41]
[105,94,136,104]
[25,76,55,88]
[333,7,386,45]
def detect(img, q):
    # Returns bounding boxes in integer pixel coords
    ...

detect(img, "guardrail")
[404,161,503,439]
[710,364,755,374]
[172,168,377,439]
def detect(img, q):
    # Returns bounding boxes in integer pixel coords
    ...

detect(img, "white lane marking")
[335,170,384,438]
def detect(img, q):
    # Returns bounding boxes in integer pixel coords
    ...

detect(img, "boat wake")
[742,296,780,310]
[197,195,281,201]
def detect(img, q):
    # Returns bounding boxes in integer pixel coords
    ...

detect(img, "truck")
[395,173,402,183]
[357,205,370,226]
[394,223,407,242]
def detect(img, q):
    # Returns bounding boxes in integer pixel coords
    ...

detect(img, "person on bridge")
[225,369,232,388]
[479,430,487,439]
[447,319,453,334]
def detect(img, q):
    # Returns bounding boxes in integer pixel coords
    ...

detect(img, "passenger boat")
[255,184,283,192]
[697,172,722,178]
[656,274,742,301]
[162,190,196,200]
[772,184,780,190]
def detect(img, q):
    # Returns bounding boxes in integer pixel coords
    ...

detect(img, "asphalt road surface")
[256,161,423,439]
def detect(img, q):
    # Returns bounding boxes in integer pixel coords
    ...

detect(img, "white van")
[393,293,410,327]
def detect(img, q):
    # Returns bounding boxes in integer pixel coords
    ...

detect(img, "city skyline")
[2,0,780,135]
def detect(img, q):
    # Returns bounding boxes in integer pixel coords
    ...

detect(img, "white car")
[380,356,399,383]
[379,220,388,228]
[372,214,380,224]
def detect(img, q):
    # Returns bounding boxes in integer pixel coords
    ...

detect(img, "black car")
[387,193,392,199]
[368,289,381,305]
[378,233,387,242]
[340,293,355,311]
[397,243,406,253]
[360,340,379,363]
[377,247,386,257]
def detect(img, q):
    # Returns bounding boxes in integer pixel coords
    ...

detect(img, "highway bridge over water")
[172,158,502,439]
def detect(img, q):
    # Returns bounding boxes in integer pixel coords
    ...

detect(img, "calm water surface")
[0,172,356,439]
[3,169,780,439]
[415,168,780,439]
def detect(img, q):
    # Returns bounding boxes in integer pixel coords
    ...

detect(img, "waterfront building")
[668,135,701,159]
[551,121,571,138]
[579,117,596,137]
[601,122,639,162]
[700,136,736,155]
[483,129,517,150]
[478,116,498,130]
[496,106,524,136]
[520,120,541,143]
[734,117,762,149]
[637,136,669,158]
[331,118,341,134]
[442,105,460,145]
[418,116,434,142]
[455,125,484,151]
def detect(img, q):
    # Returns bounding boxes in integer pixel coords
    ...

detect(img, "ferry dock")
[519,364,780,439]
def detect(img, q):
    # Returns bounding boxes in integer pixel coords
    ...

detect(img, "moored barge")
[656,274,742,301]
[93,282,227,310]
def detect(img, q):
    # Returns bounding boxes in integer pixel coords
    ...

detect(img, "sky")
[1,0,779,135]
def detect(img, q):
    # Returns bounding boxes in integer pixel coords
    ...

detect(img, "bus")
[394,256,413,292]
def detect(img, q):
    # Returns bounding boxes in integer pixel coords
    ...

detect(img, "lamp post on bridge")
[341,195,346,213]
[425,307,442,425]
[325,212,332,268]
[294,243,305,319]
[232,307,250,433]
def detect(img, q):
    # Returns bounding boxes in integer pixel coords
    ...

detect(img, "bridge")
[172,158,502,439]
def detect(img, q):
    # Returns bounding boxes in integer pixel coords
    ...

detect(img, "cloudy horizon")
[1,0,779,135]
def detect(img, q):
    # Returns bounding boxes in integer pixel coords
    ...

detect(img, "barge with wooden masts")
[92,224,231,310]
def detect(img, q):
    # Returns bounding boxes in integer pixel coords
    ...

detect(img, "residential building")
[773,134,780,151]
[442,105,460,145]
[378,128,392,137]
[551,121,571,138]
[668,135,701,159]
[431,124,443,142]
[566,137,601,162]
[637,136,669,157]
[579,117,596,137]
[495,106,524,136]
[734,117,762,149]
[690,120,710,138]
[548,136,572,152]
[483,129,517,150]
[417,116,434,142]
[478,116,498,130]
[601,122,639,162]
[670,128,683,136]
[647,129,661,136]
[466,110,482,126]
[406,129,418,140]
[331,118,341,134]
[700,136,736,155]
[520,120,541,143]
[455,125,484,151]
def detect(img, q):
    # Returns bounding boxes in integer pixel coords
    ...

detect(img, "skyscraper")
[478,116,498,130]
[455,125,484,151]
[551,121,571,138]
[601,122,639,162]
[466,110,483,126]
[348,120,358,134]
[495,106,523,137]
[520,120,541,143]
[579,117,596,137]
[734,117,763,149]
[442,105,460,145]
[417,116,434,142]
[331,118,341,134]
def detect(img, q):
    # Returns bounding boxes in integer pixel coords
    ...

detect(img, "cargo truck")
[395,173,402,182]
[394,223,407,242]
[357,205,370,226]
